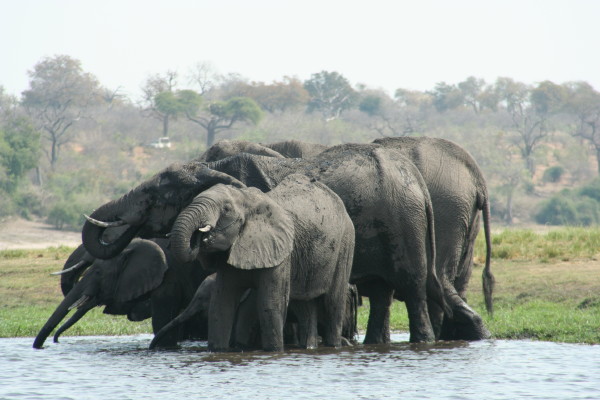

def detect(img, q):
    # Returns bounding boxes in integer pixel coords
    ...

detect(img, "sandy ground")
[0,217,82,250]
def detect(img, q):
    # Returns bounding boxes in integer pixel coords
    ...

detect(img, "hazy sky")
[2,0,599,100]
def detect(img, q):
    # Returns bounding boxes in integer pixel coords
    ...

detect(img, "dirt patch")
[0,217,81,250]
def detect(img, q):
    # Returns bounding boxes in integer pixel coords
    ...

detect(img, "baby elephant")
[149,274,360,350]
[170,173,355,351]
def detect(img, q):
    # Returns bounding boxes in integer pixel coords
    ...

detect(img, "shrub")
[542,165,565,183]
[534,195,578,225]
[47,202,79,230]
[579,178,600,202]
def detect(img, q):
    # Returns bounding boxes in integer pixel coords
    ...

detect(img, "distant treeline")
[2,54,600,229]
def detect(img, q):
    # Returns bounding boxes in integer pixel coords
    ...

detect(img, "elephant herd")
[33,136,494,352]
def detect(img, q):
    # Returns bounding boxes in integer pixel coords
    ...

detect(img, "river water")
[1,333,598,400]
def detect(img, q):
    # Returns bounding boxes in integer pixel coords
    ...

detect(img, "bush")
[579,178,600,202]
[47,202,79,230]
[534,195,578,225]
[542,165,565,183]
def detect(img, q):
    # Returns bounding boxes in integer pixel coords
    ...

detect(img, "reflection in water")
[1,334,599,400]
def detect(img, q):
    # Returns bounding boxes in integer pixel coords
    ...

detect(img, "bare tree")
[495,77,549,176]
[564,81,600,174]
[187,61,221,95]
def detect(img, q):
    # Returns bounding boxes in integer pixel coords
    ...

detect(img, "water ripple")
[1,334,599,399]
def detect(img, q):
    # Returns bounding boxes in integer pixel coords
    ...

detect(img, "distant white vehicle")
[148,137,171,149]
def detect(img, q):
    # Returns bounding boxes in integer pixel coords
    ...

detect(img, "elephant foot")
[440,305,491,341]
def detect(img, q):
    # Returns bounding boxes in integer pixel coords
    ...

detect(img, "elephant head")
[169,184,294,269]
[197,139,285,162]
[82,162,246,259]
[33,239,168,349]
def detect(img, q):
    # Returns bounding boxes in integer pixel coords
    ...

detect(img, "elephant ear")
[228,189,294,270]
[114,240,169,303]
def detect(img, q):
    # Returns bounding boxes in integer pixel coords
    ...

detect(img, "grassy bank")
[2,228,600,343]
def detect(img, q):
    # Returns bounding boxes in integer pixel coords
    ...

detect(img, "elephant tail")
[425,196,452,318]
[480,194,495,315]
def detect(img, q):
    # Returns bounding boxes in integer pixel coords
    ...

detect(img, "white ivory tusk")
[50,260,87,276]
[198,225,212,232]
[84,214,127,228]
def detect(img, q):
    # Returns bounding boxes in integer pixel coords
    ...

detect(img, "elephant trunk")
[170,198,219,263]
[81,195,144,260]
[33,286,88,349]
[53,301,96,343]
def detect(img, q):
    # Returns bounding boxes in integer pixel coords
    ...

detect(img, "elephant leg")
[289,300,318,349]
[208,269,245,352]
[319,280,348,348]
[151,282,182,348]
[404,289,436,343]
[440,290,491,341]
[361,280,393,344]
[232,289,262,350]
[427,299,445,340]
[256,267,289,352]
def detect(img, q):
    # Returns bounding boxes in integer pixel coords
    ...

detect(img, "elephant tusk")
[68,295,90,310]
[84,214,127,228]
[50,260,87,276]
[198,225,212,233]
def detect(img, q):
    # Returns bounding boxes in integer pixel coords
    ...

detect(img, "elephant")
[198,137,494,340]
[169,174,355,351]
[148,274,360,350]
[196,139,285,162]
[33,238,210,349]
[80,143,447,344]
[196,139,326,163]
[263,140,327,159]
[372,136,493,340]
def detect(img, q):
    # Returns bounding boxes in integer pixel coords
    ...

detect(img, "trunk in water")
[53,302,96,343]
[33,287,90,349]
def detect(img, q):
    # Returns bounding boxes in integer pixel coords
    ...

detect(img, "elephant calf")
[33,239,209,349]
[149,274,360,350]
[170,173,355,351]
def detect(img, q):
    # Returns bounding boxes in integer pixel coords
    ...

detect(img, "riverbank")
[1,228,599,343]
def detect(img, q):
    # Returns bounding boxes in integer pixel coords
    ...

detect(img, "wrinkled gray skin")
[196,139,326,163]
[200,138,493,340]
[170,174,355,351]
[196,139,285,162]
[81,144,445,344]
[149,274,360,350]
[373,137,494,340]
[33,239,209,349]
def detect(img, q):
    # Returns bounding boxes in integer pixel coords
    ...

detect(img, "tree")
[356,90,417,137]
[0,86,18,119]
[494,77,550,175]
[187,61,221,95]
[0,116,40,193]
[457,76,486,113]
[140,70,178,137]
[304,71,357,121]
[180,91,263,147]
[564,81,600,174]
[430,82,463,112]
[22,55,102,168]
[233,77,310,113]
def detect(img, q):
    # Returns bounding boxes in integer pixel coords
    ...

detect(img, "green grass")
[1,227,600,343]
